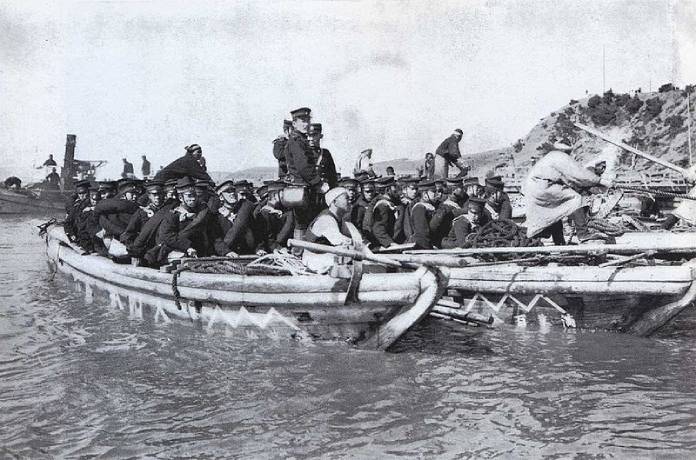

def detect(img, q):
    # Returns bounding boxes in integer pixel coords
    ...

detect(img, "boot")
[661,213,679,230]
[453,159,469,178]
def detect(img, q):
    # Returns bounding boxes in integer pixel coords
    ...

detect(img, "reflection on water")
[1,216,696,458]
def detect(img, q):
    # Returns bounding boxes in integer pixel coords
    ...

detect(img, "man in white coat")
[523,141,612,244]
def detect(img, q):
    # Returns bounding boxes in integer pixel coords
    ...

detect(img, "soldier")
[94,180,141,240]
[337,177,359,206]
[430,177,468,248]
[434,129,469,179]
[212,180,256,256]
[121,180,166,247]
[154,144,211,182]
[409,180,439,249]
[64,179,91,242]
[273,119,292,179]
[98,181,117,200]
[483,175,513,221]
[441,197,488,249]
[255,182,295,253]
[308,123,338,189]
[394,176,419,243]
[74,185,103,253]
[152,177,215,265]
[370,176,402,249]
[194,179,212,205]
[284,107,329,242]
[41,154,57,167]
[350,179,375,232]
[163,178,178,203]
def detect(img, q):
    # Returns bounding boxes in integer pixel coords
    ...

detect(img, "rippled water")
[2,216,696,458]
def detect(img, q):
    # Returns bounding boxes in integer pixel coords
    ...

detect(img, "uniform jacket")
[212,200,256,255]
[285,132,321,187]
[273,136,288,177]
[430,198,466,248]
[120,204,163,245]
[154,153,211,182]
[371,196,397,248]
[94,198,141,238]
[254,204,294,252]
[409,201,437,249]
[316,148,337,188]
[154,205,214,264]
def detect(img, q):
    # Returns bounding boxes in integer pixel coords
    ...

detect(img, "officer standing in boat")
[284,107,329,243]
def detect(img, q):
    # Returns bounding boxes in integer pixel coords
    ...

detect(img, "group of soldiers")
[63,107,512,271]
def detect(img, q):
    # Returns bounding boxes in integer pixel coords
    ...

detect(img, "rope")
[464,219,543,260]
[586,218,627,237]
[614,185,696,201]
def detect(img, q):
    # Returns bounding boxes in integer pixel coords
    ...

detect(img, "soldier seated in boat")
[302,187,353,273]
[409,179,440,249]
[64,179,91,243]
[394,176,419,244]
[441,197,488,249]
[163,179,178,204]
[369,176,402,249]
[351,178,375,231]
[483,175,512,221]
[120,180,166,247]
[150,176,215,265]
[430,177,467,248]
[97,181,117,200]
[94,179,141,240]
[75,185,103,253]
[362,177,392,244]
[211,180,257,257]
[254,181,295,253]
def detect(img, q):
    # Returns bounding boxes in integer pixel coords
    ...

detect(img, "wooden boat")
[44,225,448,350]
[0,187,65,216]
[391,233,696,336]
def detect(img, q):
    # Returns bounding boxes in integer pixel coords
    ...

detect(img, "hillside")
[500,84,696,182]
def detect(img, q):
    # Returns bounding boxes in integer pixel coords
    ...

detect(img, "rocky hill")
[496,84,696,183]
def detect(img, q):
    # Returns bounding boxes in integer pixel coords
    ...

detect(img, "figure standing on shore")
[122,158,135,179]
[141,155,151,179]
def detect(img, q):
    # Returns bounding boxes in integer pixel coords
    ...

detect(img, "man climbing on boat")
[523,141,612,245]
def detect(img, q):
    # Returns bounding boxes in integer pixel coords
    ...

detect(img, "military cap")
[290,107,311,119]
[308,123,323,137]
[283,119,293,130]
[338,177,359,188]
[75,180,90,192]
[417,179,437,191]
[185,144,202,154]
[194,179,211,190]
[164,178,178,189]
[362,180,376,190]
[175,176,196,191]
[145,180,164,191]
[117,179,136,193]
[446,177,463,187]
[467,196,486,211]
[88,183,99,192]
[485,175,504,189]
[463,176,480,186]
[215,180,235,194]
[97,180,116,191]
[376,176,395,190]
[235,179,251,188]
[354,171,370,183]
[399,176,420,185]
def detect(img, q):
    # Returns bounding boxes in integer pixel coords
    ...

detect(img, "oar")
[575,122,696,181]
[287,239,407,268]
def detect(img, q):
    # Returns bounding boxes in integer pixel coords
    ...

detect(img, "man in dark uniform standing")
[45,167,61,190]
[273,120,292,179]
[284,107,329,242]
[141,155,151,179]
[308,123,338,189]
[122,158,135,178]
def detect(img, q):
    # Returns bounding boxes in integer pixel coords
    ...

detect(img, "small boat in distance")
[0,134,106,217]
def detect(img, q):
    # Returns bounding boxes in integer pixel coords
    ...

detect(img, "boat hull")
[45,226,445,349]
[0,188,65,216]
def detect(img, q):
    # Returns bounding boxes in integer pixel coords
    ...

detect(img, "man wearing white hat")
[302,186,353,273]
[523,140,612,244]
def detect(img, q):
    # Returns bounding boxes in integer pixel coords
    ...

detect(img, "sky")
[1,0,695,181]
